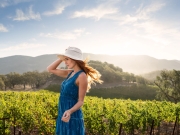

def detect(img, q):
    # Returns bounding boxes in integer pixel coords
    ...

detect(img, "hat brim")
[57,54,83,61]
[57,54,66,60]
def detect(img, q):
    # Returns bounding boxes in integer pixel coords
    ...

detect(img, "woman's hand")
[61,110,71,123]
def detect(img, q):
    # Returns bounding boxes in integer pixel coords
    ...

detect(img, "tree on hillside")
[41,71,51,84]
[32,71,51,88]
[108,63,123,72]
[89,60,104,73]
[24,71,38,88]
[130,73,136,83]
[0,75,11,90]
[89,60,122,83]
[121,72,136,83]
[0,71,51,90]
[20,72,33,89]
[103,65,116,82]
[154,69,180,103]
[6,72,21,89]
[136,75,147,85]
[0,77,5,90]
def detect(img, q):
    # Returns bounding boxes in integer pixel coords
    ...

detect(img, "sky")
[0,0,180,60]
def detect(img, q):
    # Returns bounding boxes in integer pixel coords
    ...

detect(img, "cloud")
[70,1,164,22]
[0,24,8,32]
[0,43,45,51]
[43,1,74,16]
[133,21,180,45]
[124,2,180,46]
[106,1,174,45]
[136,2,166,20]
[0,0,32,7]
[43,6,65,16]
[105,2,166,25]
[13,6,41,21]
[40,29,85,40]
[0,1,8,7]
[72,4,118,21]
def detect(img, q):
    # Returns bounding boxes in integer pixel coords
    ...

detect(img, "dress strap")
[72,70,83,80]
[66,70,73,80]
[65,70,83,81]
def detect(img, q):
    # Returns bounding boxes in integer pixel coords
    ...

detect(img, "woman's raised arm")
[47,59,70,78]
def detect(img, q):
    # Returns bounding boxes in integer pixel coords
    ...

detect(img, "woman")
[47,47,103,135]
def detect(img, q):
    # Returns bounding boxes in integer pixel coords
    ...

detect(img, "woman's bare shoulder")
[78,72,87,80]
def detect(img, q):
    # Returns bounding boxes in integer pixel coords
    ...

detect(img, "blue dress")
[56,70,85,135]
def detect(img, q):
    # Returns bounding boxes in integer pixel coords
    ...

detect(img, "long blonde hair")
[75,59,103,91]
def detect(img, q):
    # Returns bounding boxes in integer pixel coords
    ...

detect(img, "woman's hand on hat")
[61,110,71,122]
[59,56,66,61]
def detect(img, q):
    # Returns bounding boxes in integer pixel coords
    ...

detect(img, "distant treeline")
[0,60,150,90]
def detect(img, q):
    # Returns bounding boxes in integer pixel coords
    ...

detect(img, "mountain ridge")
[0,54,180,75]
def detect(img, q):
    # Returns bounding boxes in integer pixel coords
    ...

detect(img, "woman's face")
[64,57,77,69]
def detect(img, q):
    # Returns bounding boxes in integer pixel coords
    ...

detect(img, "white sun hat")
[57,47,83,61]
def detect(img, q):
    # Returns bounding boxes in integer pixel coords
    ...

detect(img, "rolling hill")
[0,54,180,75]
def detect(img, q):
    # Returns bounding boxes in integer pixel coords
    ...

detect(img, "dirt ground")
[9,121,180,135]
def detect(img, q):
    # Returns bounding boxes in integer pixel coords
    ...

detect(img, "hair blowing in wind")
[75,59,103,91]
